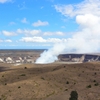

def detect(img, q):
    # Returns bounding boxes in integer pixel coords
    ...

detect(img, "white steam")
[36,14,100,64]
[36,0,100,64]
[36,43,66,63]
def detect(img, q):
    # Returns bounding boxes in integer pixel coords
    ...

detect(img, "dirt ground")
[0,62,100,100]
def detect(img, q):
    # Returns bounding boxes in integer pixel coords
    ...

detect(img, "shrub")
[86,85,91,88]
[94,72,97,75]
[65,89,68,91]
[93,80,96,82]
[24,67,27,69]
[41,77,45,80]
[69,91,78,100]
[18,86,21,88]
[2,75,4,77]
[66,81,69,84]
[64,66,66,68]
[74,83,76,85]
[20,74,26,76]
[94,83,99,86]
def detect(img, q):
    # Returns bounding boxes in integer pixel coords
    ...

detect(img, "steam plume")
[36,0,100,64]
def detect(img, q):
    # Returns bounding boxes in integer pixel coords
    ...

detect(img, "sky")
[0,0,100,49]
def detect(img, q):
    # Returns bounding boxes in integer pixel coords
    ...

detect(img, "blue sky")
[0,0,100,49]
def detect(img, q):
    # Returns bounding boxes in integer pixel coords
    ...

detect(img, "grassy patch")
[0,94,7,100]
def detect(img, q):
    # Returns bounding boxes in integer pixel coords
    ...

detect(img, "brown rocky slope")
[0,62,100,100]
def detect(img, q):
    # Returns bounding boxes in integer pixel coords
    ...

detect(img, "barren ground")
[0,62,100,100]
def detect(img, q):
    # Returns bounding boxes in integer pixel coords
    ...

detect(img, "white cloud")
[20,36,67,43]
[47,0,54,2]
[54,0,100,17]
[56,31,64,35]
[9,22,16,25]
[0,39,3,42]
[74,14,100,40]
[1,29,65,37]
[44,31,64,36]
[2,30,16,36]
[17,29,64,36]
[32,20,49,27]
[43,32,53,36]
[0,39,12,43]
[4,39,12,42]
[20,37,46,43]
[61,26,66,28]
[16,29,23,34]
[21,18,28,24]
[41,6,44,9]
[76,14,100,28]
[47,38,67,43]
[18,1,27,10]
[0,0,12,3]
[17,29,41,36]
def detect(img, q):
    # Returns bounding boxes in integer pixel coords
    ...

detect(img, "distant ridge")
[58,53,100,63]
